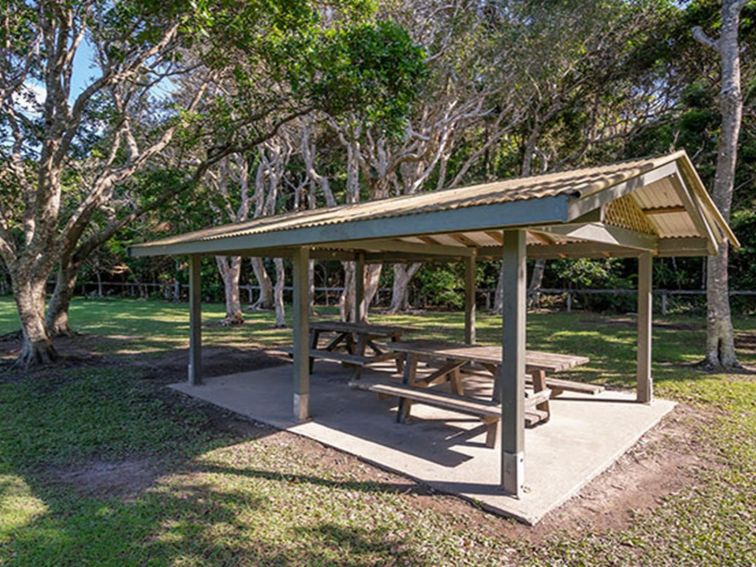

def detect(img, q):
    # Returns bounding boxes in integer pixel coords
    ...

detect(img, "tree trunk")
[340,261,356,322]
[388,263,421,313]
[706,249,738,367]
[527,259,546,308]
[13,275,58,366]
[46,265,78,337]
[696,0,745,369]
[216,255,244,325]
[492,262,504,314]
[249,257,273,310]
[309,259,317,316]
[363,264,382,318]
[273,258,286,328]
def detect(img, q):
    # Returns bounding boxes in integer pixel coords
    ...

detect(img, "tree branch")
[693,26,719,52]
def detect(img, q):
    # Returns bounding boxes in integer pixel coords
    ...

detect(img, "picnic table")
[305,321,412,375]
[350,340,597,448]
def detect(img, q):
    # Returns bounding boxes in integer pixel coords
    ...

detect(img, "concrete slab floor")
[171,361,675,525]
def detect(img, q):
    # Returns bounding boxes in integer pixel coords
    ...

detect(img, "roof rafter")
[530,222,658,251]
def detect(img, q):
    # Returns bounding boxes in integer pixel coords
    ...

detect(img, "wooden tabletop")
[388,340,589,373]
[310,320,413,335]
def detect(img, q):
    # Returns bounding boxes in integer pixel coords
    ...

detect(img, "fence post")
[566,292,572,313]
[661,292,668,316]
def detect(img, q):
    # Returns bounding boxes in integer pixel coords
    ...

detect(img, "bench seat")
[350,378,551,447]
[277,346,382,367]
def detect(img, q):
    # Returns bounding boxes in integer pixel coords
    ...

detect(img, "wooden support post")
[464,253,476,344]
[637,252,653,403]
[188,254,202,386]
[501,229,526,497]
[355,252,366,322]
[292,247,311,421]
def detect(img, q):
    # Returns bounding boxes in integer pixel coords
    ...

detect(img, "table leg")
[483,416,499,448]
[450,367,465,396]
[531,369,550,417]
[308,329,319,374]
[392,332,404,373]
[397,353,418,423]
[345,333,355,354]
[353,333,368,381]
[491,364,501,403]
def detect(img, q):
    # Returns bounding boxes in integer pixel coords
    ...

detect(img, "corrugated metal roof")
[130,150,738,258]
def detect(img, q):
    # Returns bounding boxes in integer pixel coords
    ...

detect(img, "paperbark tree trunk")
[694,0,746,369]
[527,260,546,308]
[388,263,421,313]
[46,265,78,337]
[363,264,382,318]
[216,255,244,325]
[309,259,317,316]
[173,260,182,302]
[273,258,286,328]
[95,271,103,298]
[249,258,273,309]
[493,263,504,314]
[340,261,356,322]
[14,274,58,365]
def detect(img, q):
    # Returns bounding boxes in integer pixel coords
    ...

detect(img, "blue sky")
[70,37,97,99]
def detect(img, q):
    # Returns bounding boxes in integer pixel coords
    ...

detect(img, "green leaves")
[189,0,424,146]
[309,21,426,134]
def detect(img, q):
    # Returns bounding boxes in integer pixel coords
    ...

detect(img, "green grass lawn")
[0,297,754,565]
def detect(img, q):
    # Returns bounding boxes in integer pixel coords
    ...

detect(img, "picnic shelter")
[129,150,738,521]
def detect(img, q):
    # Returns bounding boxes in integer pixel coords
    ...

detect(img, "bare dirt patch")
[126,345,289,385]
[1,332,288,384]
[51,458,164,500]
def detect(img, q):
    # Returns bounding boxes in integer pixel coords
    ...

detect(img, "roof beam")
[657,237,713,257]
[530,222,658,251]
[418,236,443,245]
[449,233,478,247]
[485,231,504,245]
[319,238,474,257]
[211,248,358,261]
[129,194,570,257]
[363,253,465,263]
[528,230,556,245]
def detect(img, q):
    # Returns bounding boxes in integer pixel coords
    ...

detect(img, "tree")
[207,155,251,325]
[693,0,750,368]
[1,1,210,362]
[0,1,424,365]
[331,0,505,314]
[478,0,680,313]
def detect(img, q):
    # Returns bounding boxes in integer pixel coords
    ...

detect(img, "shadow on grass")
[0,359,436,565]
